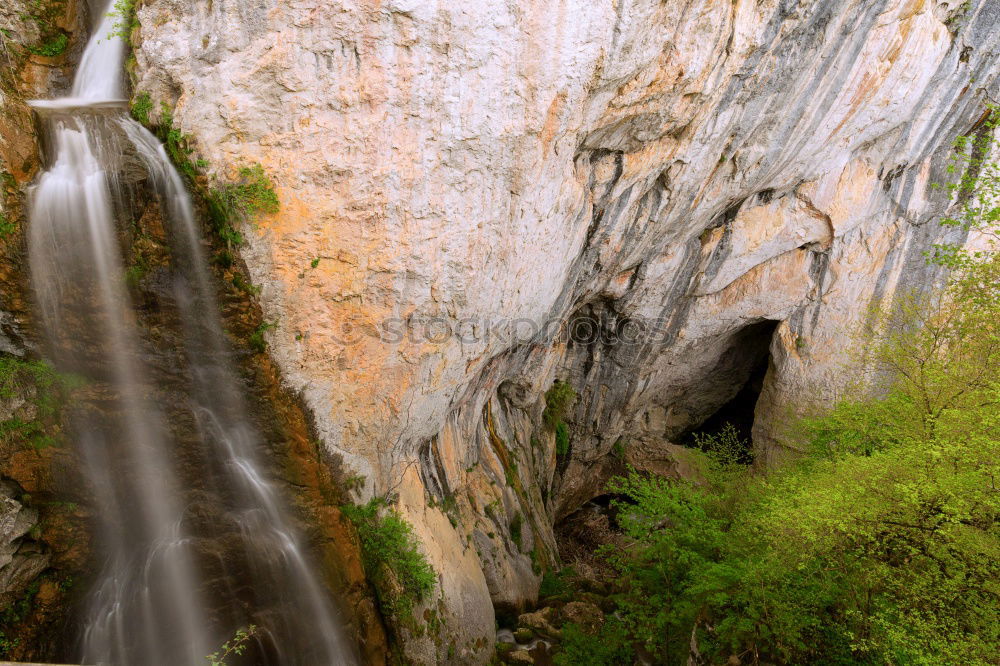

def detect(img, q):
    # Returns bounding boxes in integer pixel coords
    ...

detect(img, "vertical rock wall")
[133,0,1000,661]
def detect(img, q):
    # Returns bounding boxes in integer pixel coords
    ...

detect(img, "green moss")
[0,356,76,449]
[0,213,15,238]
[342,498,436,624]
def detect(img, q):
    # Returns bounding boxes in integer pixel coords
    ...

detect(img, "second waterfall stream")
[26,1,359,664]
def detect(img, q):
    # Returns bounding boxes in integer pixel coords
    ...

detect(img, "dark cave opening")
[679,320,779,464]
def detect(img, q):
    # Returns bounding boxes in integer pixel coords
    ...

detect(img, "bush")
[543,380,576,428]
[130,92,153,126]
[27,32,67,57]
[538,567,575,599]
[554,618,632,666]
[342,499,436,622]
[555,421,570,457]
[206,164,280,248]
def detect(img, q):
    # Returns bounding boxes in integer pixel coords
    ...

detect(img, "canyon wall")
[133,0,999,662]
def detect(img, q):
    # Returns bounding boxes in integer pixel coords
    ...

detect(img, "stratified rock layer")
[134,0,1000,661]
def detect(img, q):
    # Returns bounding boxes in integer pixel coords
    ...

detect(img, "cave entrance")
[680,320,779,464]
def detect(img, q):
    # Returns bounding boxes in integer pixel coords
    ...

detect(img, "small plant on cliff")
[206,164,280,248]
[342,498,436,623]
[206,625,258,666]
[27,31,67,57]
[130,91,153,126]
[543,379,577,428]
[107,0,139,44]
[0,356,76,449]
[248,320,276,354]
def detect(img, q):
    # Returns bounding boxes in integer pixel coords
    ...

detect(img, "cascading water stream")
[27,2,358,664]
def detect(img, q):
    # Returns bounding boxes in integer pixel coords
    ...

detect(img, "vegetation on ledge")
[342,498,436,625]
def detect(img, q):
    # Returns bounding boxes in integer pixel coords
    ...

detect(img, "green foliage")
[135,98,280,281]
[107,0,139,43]
[231,272,260,296]
[310,257,321,269]
[0,356,76,449]
[509,512,523,549]
[155,103,201,180]
[13,0,69,60]
[553,619,632,666]
[691,421,750,467]
[206,625,258,666]
[130,92,152,125]
[0,213,15,238]
[248,321,276,354]
[0,577,40,656]
[27,31,67,57]
[543,379,576,428]
[206,164,280,248]
[538,566,575,599]
[546,380,576,459]
[554,421,569,457]
[342,498,436,623]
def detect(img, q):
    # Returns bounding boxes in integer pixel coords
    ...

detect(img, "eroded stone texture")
[133,0,1000,661]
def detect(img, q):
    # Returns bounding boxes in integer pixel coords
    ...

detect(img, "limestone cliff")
[132,0,1000,662]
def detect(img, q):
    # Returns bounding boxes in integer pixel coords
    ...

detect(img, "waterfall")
[27,2,359,664]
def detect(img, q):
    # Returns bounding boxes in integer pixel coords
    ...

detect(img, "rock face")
[133,0,1000,661]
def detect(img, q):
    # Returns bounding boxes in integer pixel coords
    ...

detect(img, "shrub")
[27,32,67,57]
[555,421,570,457]
[0,213,15,238]
[130,92,153,126]
[543,379,576,428]
[342,499,436,623]
[554,618,632,666]
[538,566,575,599]
[206,164,280,248]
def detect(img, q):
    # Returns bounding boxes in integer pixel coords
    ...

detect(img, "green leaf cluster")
[342,498,436,623]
